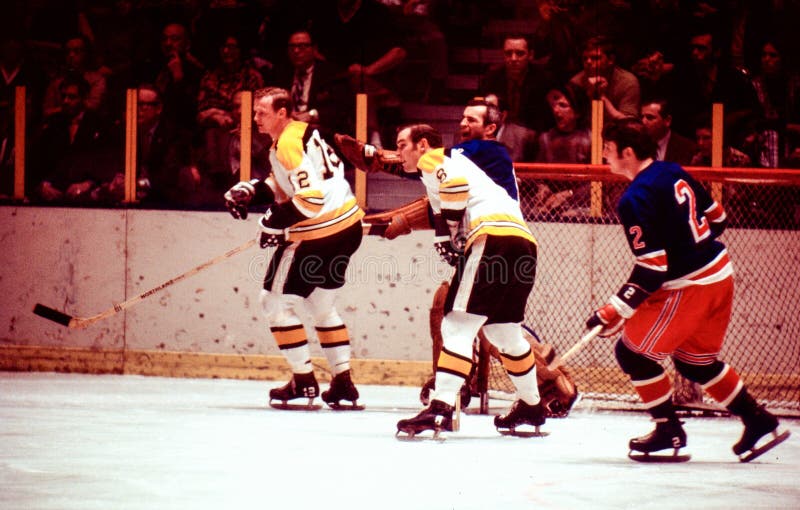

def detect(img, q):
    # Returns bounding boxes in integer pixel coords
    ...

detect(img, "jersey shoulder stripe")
[275,121,308,170]
[418,148,445,174]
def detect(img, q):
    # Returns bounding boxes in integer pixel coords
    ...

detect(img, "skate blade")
[269,400,322,411]
[498,429,549,438]
[325,401,365,411]
[628,449,691,463]
[739,428,791,463]
[395,429,446,442]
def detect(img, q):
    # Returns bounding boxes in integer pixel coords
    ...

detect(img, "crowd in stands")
[0,0,798,213]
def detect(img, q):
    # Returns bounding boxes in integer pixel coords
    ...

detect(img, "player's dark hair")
[406,124,443,148]
[466,98,503,129]
[642,97,672,119]
[583,35,615,59]
[602,118,658,160]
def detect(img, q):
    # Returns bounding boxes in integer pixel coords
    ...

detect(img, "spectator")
[379,0,449,103]
[569,35,641,121]
[135,84,197,207]
[226,89,271,183]
[144,22,205,131]
[484,92,538,162]
[30,74,121,204]
[749,39,800,168]
[274,29,350,133]
[533,83,592,217]
[42,35,108,118]
[640,98,697,165]
[530,0,581,84]
[690,114,751,167]
[631,48,676,102]
[309,0,408,146]
[1,36,47,197]
[670,27,759,139]
[481,34,553,132]
[78,0,159,123]
[196,34,264,195]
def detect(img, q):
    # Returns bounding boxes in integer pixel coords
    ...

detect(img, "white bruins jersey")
[418,146,536,249]
[267,121,364,241]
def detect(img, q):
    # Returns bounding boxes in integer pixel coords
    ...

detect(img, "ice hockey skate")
[396,400,454,440]
[268,372,321,410]
[494,399,548,437]
[734,404,791,462]
[628,418,691,462]
[321,370,364,410]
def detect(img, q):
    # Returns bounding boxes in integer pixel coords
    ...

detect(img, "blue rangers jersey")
[616,160,731,309]
[450,139,519,201]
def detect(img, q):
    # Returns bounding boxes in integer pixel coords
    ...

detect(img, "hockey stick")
[33,221,399,329]
[33,238,258,329]
[546,325,603,371]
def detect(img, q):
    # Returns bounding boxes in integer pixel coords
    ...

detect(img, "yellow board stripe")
[436,349,473,378]
[500,349,535,376]
[271,325,307,349]
[316,325,350,347]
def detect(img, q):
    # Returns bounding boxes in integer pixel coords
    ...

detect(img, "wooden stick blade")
[32,304,74,327]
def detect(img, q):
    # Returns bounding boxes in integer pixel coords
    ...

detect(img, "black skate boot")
[494,399,547,437]
[733,403,790,462]
[628,418,690,462]
[396,400,454,440]
[268,372,320,410]
[321,370,364,410]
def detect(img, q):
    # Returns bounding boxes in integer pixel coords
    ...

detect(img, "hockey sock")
[615,340,672,409]
[271,324,313,374]
[700,363,743,407]
[434,311,484,406]
[317,324,351,375]
[483,323,540,405]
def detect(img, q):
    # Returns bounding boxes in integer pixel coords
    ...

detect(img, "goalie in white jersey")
[394,122,545,438]
[224,87,365,410]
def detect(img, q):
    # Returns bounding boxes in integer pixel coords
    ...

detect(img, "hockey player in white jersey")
[393,122,544,438]
[224,87,365,410]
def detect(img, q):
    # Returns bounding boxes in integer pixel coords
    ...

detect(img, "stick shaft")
[36,238,257,329]
[547,325,602,371]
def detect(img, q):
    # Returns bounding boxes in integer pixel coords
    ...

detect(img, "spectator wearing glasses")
[275,29,350,134]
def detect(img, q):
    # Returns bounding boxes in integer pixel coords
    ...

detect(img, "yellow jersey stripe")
[418,148,445,174]
[287,200,365,241]
[275,121,307,170]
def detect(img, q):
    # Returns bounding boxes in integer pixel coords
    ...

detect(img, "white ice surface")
[1,373,797,510]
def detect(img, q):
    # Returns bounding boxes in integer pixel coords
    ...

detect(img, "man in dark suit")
[641,98,696,166]
[135,84,197,206]
[276,29,350,135]
[480,34,553,132]
[30,73,120,202]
